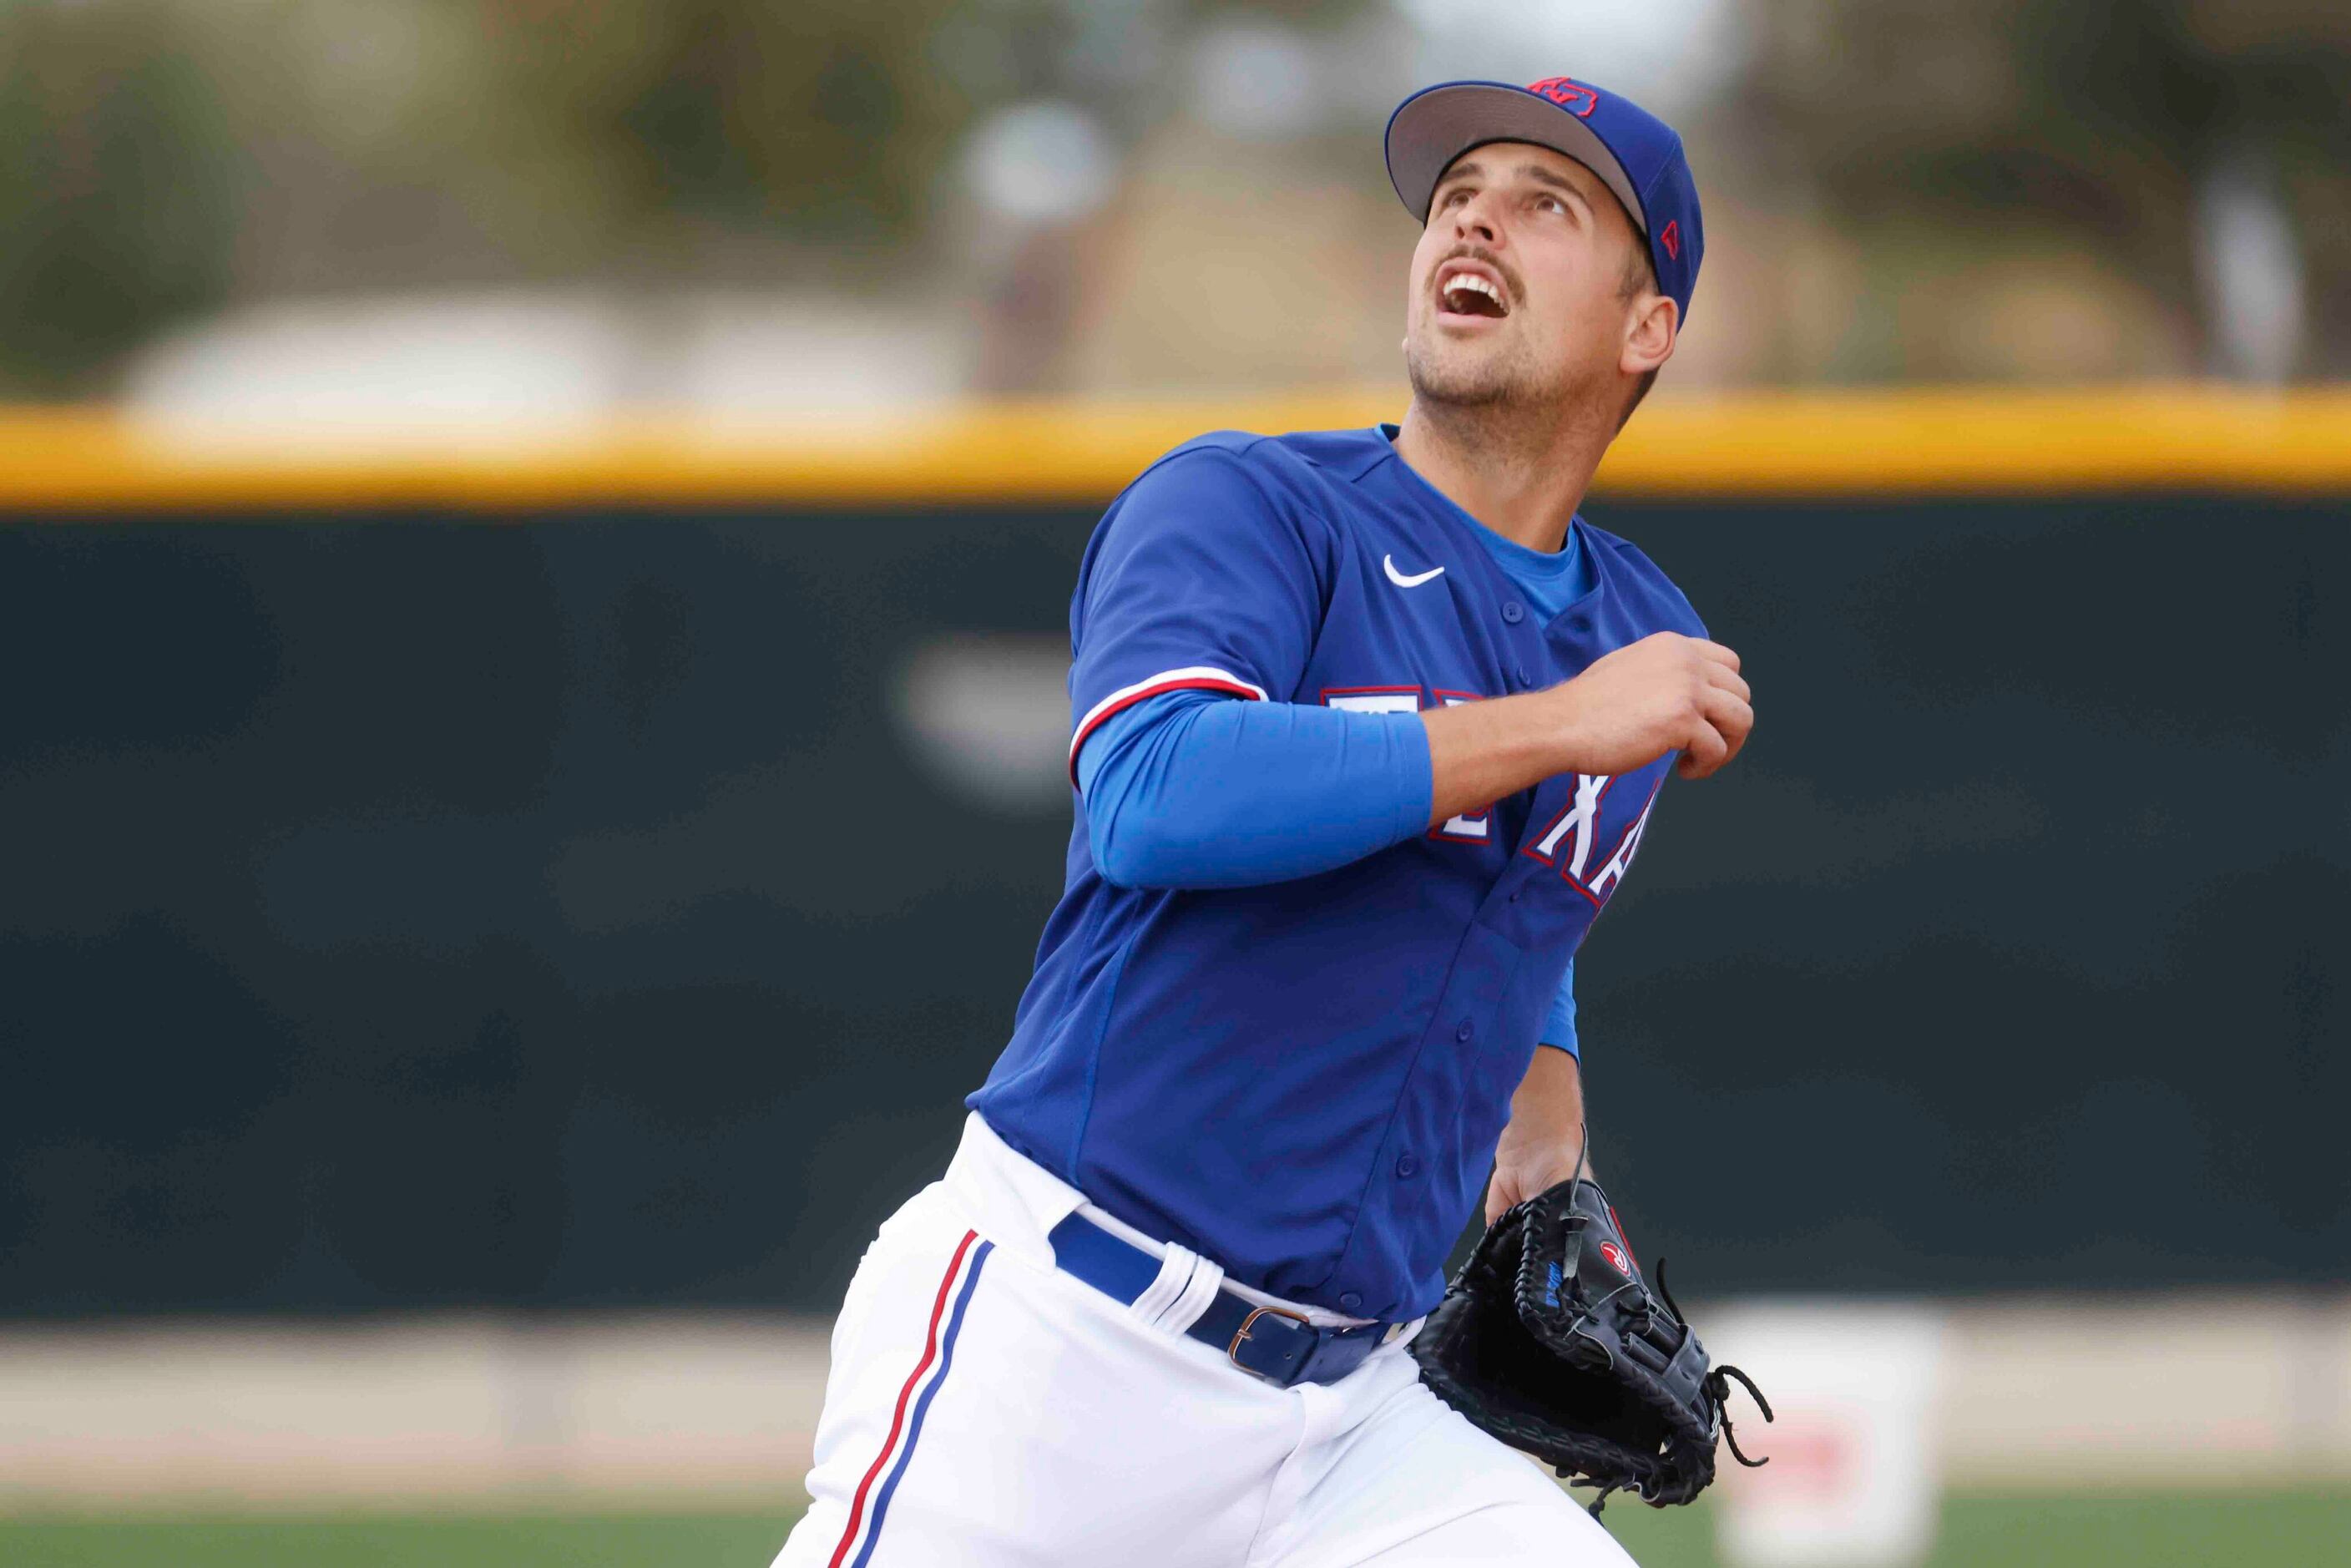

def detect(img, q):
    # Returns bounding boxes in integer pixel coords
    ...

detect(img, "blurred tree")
[0,2,240,391]
[1739,0,2351,378]
[460,0,1387,260]
[469,0,971,255]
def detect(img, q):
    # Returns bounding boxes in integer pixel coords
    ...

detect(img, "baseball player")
[776,75,1752,1566]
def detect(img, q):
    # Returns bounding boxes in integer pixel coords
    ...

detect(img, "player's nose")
[1448,190,1503,247]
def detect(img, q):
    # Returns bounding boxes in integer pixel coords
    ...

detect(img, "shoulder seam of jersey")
[1132,432,1344,593]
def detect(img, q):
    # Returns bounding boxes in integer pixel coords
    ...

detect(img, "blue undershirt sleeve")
[1538,960,1580,1060]
[1075,689,1433,890]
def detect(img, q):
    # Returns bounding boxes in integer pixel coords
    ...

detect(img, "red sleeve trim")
[1068,665,1269,785]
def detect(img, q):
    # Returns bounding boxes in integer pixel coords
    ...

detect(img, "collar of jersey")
[1372,423,1605,623]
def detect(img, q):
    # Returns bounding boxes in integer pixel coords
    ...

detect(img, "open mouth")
[1438,264,1509,320]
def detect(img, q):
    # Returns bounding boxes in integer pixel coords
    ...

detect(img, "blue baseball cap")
[1384,77,1704,323]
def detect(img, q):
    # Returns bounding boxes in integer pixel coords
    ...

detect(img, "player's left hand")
[1487,1046,1586,1224]
[1488,1134,1583,1226]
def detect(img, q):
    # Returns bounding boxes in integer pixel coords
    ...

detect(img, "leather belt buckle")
[1228,1303,1312,1383]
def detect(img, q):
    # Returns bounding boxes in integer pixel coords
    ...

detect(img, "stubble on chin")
[1403,317,1555,415]
[1407,301,1629,432]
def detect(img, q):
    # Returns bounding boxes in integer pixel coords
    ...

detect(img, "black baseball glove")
[1409,1176,1771,1515]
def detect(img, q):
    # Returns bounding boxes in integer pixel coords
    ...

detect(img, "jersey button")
[1339,1291,1364,1312]
[1455,1019,1473,1042]
[1514,665,1532,687]
[1501,600,1524,625]
[1395,1153,1420,1178]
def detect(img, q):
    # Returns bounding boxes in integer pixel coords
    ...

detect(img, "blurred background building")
[3,3,2348,1566]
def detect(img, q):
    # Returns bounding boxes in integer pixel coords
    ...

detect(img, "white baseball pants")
[772,1114,1636,1567]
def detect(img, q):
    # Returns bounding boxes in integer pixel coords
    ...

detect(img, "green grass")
[0,1509,800,1568]
[2,1490,2344,1567]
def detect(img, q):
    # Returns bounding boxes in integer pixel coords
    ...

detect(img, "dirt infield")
[3,1292,2346,1511]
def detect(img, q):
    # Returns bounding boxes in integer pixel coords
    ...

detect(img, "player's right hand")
[1547,631,1752,781]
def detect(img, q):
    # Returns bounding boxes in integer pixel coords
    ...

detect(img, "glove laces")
[1650,1254,1773,1468]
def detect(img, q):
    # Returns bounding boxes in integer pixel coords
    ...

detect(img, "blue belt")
[1046,1211,1393,1388]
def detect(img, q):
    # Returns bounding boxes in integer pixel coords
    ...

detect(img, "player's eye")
[1439,185,1474,207]
[1533,193,1566,216]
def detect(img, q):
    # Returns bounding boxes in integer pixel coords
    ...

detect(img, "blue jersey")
[969,424,1706,1321]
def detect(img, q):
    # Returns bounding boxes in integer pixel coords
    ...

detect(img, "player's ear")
[1621,291,1676,379]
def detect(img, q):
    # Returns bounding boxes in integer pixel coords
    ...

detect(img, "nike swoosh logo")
[1383,554,1445,588]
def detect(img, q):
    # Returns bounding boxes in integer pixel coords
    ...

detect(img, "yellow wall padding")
[2,386,2347,512]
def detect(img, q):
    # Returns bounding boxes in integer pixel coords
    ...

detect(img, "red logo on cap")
[1660,220,1681,260]
[1525,77,1598,118]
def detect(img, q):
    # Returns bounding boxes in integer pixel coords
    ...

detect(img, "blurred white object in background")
[960,101,1120,230]
[892,633,1074,814]
[1187,21,1325,139]
[122,291,972,437]
[955,99,1123,392]
[1395,0,1750,121]
[1705,1302,1948,1568]
[124,292,622,438]
[2195,145,2308,382]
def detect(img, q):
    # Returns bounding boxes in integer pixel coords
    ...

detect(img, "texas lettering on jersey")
[1523,771,1660,908]
[1322,685,1494,843]
[1325,684,1659,910]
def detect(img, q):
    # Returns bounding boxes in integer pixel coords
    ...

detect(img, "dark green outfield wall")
[3,498,2345,1317]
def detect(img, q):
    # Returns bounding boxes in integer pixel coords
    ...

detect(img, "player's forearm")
[1422,631,1755,827]
[1488,1044,1593,1222]
[1419,689,1579,827]
[1507,1044,1588,1169]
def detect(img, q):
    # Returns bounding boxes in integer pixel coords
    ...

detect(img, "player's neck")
[1391,398,1610,554]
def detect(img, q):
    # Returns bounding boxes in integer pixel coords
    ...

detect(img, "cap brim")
[1385,82,1646,235]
